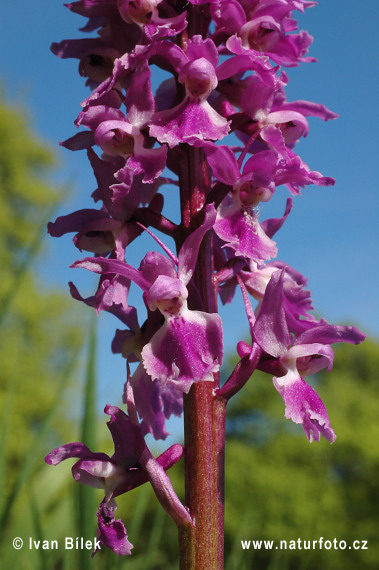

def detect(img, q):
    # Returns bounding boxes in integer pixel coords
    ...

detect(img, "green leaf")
[0,344,82,537]
[76,312,98,570]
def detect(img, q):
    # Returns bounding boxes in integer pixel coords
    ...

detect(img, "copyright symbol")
[13,537,23,549]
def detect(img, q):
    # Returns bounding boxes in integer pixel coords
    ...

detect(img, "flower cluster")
[46,0,365,558]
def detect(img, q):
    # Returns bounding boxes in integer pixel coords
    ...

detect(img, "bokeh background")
[0,1,378,568]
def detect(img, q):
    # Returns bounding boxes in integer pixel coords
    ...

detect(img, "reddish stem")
[178,141,225,568]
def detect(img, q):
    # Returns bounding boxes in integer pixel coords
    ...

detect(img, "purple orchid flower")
[149,36,231,147]
[240,260,319,336]
[45,405,187,555]
[48,207,133,257]
[51,38,121,89]
[69,270,133,316]
[200,142,279,262]
[234,74,338,150]
[63,104,167,187]
[213,197,293,306]
[246,268,365,442]
[71,204,223,392]
[48,148,170,261]
[80,47,156,132]
[214,197,278,263]
[117,0,187,40]
[87,146,170,225]
[66,0,186,48]
[212,0,316,68]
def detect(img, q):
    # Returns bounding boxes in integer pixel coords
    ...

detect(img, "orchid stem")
[179,136,225,567]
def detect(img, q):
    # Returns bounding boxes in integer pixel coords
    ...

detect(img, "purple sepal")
[253,268,290,357]
[295,324,366,347]
[105,404,146,465]
[177,203,217,285]
[71,257,151,291]
[68,280,139,332]
[221,37,278,86]
[281,343,335,377]
[202,142,239,185]
[45,442,109,466]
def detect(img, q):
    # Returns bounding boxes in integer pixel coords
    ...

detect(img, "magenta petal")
[105,405,146,465]
[72,256,151,291]
[285,343,335,376]
[178,203,217,285]
[279,100,338,121]
[242,149,278,177]
[125,60,155,128]
[68,279,137,329]
[274,375,336,443]
[139,251,177,283]
[77,105,125,129]
[219,38,276,86]
[45,442,109,466]
[150,99,230,147]
[146,275,188,311]
[186,35,219,68]
[295,324,366,347]
[95,502,133,556]
[211,0,246,34]
[142,309,223,393]
[253,268,290,357]
[144,12,187,41]
[72,459,121,488]
[266,109,309,141]
[202,142,240,185]
[128,144,167,184]
[215,202,277,262]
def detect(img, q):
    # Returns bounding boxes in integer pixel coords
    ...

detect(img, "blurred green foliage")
[0,94,86,557]
[0,96,56,266]
[223,338,379,569]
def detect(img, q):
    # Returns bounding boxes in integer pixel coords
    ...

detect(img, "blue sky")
[1,1,378,438]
